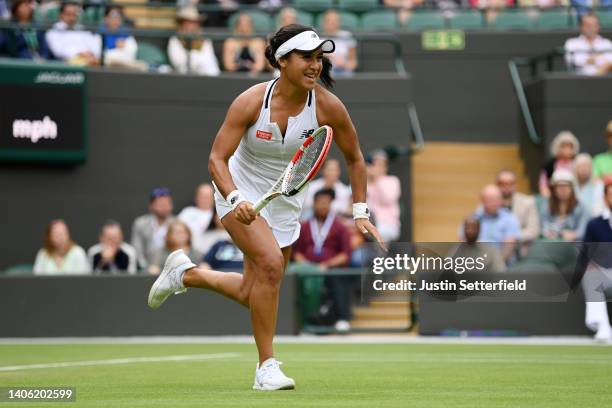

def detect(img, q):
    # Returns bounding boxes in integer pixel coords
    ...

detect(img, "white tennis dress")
[214,78,320,247]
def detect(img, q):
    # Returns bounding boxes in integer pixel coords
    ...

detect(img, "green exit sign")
[422,30,465,51]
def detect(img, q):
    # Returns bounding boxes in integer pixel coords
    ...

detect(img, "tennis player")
[148,24,384,391]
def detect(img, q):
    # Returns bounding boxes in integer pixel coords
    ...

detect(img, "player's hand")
[234,201,257,225]
[355,218,388,253]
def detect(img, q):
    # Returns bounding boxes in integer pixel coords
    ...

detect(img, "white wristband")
[226,190,246,210]
[353,202,370,220]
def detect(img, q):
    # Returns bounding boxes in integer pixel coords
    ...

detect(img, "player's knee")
[256,253,284,287]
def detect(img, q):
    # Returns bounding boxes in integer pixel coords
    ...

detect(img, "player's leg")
[182,263,253,308]
[220,214,286,364]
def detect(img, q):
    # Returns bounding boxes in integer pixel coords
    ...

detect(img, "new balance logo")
[300,129,315,139]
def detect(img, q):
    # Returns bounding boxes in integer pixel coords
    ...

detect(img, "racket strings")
[284,134,328,193]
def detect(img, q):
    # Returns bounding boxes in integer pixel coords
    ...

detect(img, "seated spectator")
[199,211,232,255]
[579,179,612,342]
[565,13,612,76]
[571,0,612,20]
[100,5,146,70]
[34,219,89,275]
[88,220,138,274]
[222,13,266,74]
[518,0,567,8]
[451,216,507,273]
[2,0,51,60]
[202,235,244,271]
[471,0,513,26]
[574,153,605,216]
[340,215,377,268]
[320,9,357,77]
[465,184,520,264]
[593,120,612,179]
[276,7,298,29]
[539,130,579,198]
[496,169,540,256]
[293,188,353,332]
[179,183,215,254]
[367,150,401,242]
[168,6,220,76]
[303,158,352,220]
[149,220,203,275]
[131,187,176,269]
[383,0,425,26]
[46,2,101,66]
[539,169,589,241]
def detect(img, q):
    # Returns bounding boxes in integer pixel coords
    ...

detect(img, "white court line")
[0,352,240,372]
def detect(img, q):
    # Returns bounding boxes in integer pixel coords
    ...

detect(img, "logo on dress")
[300,129,315,139]
[256,130,272,140]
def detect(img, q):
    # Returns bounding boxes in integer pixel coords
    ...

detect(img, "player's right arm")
[208,84,265,224]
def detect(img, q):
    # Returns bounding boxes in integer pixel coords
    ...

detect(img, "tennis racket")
[253,125,333,214]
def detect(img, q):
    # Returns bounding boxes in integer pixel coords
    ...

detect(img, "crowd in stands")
[1,1,611,75]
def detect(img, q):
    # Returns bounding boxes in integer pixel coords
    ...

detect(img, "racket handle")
[253,199,267,214]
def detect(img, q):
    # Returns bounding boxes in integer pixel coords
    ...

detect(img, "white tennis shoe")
[147,249,195,310]
[253,358,295,391]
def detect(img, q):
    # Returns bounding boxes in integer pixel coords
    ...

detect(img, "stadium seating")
[338,0,379,13]
[402,11,446,31]
[227,10,273,32]
[274,9,315,28]
[536,10,572,30]
[361,10,399,31]
[599,11,612,28]
[449,11,484,30]
[293,0,335,13]
[81,6,105,27]
[136,41,167,66]
[493,11,536,31]
[316,11,360,31]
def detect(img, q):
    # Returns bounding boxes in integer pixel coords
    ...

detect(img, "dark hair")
[549,183,578,216]
[105,5,124,17]
[314,188,336,202]
[60,1,80,14]
[605,183,612,196]
[265,24,335,89]
[101,219,122,231]
[10,0,30,20]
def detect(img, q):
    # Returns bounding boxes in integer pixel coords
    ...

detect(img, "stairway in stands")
[349,142,531,332]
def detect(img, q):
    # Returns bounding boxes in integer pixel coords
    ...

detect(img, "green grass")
[1,343,611,407]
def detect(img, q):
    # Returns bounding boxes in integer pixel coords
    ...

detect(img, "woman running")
[148,24,384,391]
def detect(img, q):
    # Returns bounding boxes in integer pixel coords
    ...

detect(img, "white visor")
[274,30,335,61]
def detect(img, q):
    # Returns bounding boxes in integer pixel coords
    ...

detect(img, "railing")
[508,47,566,146]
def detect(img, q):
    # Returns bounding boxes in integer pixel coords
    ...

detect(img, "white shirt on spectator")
[167,36,220,76]
[178,206,214,254]
[564,34,612,76]
[325,30,356,70]
[301,179,352,220]
[104,36,138,66]
[46,21,101,62]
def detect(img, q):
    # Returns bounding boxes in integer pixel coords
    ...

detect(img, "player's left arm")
[317,89,386,250]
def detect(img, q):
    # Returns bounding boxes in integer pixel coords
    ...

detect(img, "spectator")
[46,2,101,66]
[466,184,521,264]
[496,169,540,256]
[222,12,266,74]
[293,188,353,332]
[100,5,146,70]
[149,220,203,275]
[383,0,426,26]
[579,179,612,342]
[451,216,507,273]
[320,9,357,77]
[178,183,215,254]
[168,6,220,76]
[471,0,513,26]
[539,130,579,198]
[518,0,567,8]
[571,0,612,19]
[540,169,589,241]
[34,219,89,275]
[303,158,352,220]
[131,187,176,269]
[276,7,298,29]
[565,13,612,76]
[574,153,605,217]
[202,232,244,271]
[367,150,401,242]
[88,220,138,274]
[2,0,51,60]
[200,211,232,255]
[593,120,612,179]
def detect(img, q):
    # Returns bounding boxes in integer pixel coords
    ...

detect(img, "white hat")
[550,169,575,185]
[176,7,202,22]
[274,30,335,61]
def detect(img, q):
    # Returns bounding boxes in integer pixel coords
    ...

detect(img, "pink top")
[367,175,401,228]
